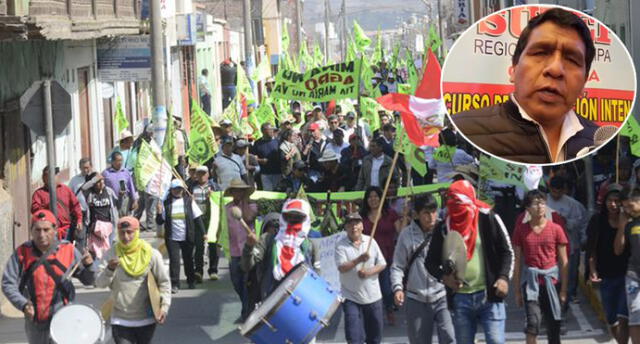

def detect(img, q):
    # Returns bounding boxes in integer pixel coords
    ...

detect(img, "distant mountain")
[302,0,426,31]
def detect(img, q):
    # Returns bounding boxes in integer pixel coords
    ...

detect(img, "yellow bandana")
[115,231,153,277]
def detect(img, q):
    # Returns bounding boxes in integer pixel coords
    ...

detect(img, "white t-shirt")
[170,198,203,241]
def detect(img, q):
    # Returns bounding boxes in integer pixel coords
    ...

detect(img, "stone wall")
[0,182,15,318]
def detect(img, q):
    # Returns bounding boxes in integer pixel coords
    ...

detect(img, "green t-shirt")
[459,233,486,294]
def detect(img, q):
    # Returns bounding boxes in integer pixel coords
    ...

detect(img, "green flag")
[299,41,314,70]
[398,83,412,95]
[360,97,381,132]
[162,112,177,167]
[353,20,371,53]
[134,140,154,191]
[312,43,324,68]
[272,60,362,102]
[390,42,400,70]
[237,65,256,106]
[621,115,640,157]
[406,54,419,94]
[428,24,442,54]
[281,19,290,53]
[188,100,218,164]
[372,28,384,64]
[395,124,428,176]
[254,98,276,125]
[206,191,222,243]
[114,97,129,134]
[296,186,316,222]
[251,57,272,81]
[346,38,357,62]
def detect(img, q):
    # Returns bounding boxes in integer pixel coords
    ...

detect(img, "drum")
[50,304,104,344]
[239,263,342,344]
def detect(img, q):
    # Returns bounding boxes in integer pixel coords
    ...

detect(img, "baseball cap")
[309,122,321,131]
[220,119,233,126]
[31,210,57,226]
[235,139,249,148]
[117,216,140,230]
[170,179,185,189]
[345,212,363,223]
[346,112,355,119]
[195,165,208,173]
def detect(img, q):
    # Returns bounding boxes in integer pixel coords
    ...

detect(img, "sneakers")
[171,286,179,294]
[209,272,219,281]
[194,273,203,284]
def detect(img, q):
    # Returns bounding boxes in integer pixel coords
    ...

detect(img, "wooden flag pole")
[365,150,400,254]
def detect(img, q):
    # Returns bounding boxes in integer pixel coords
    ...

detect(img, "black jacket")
[452,99,599,163]
[156,194,205,244]
[425,209,514,304]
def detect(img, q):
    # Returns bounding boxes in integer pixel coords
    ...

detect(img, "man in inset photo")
[451,8,598,164]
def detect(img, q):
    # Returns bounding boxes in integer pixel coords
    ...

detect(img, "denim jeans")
[600,275,628,325]
[222,86,236,110]
[452,291,506,344]
[230,256,249,318]
[568,250,580,300]
[260,174,282,192]
[405,297,455,344]
[378,265,394,312]
[342,299,383,344]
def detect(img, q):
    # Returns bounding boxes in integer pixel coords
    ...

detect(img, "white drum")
[50,304,104,344]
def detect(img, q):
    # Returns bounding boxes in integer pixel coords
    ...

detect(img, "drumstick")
[231,206,253,235]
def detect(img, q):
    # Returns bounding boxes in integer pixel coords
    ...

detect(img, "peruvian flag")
[377,49,446,147]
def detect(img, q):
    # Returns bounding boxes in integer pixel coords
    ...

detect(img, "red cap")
[117,216,140,230]
[31,210,57,226]
[309,122,320,131]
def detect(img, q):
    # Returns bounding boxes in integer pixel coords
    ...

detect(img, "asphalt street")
[0,232,615,344]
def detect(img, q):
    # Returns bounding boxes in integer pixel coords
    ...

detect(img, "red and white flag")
[377,49,446,147]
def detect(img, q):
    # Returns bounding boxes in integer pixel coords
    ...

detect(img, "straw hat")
[224,178,255,197]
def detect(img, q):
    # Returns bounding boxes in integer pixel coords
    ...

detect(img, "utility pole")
[437,0,444,57]
[341,0,347,60]
[43,80,57,216]
[296,0,303,55]
[324,0,330,63]
[242,0,255,100]
[150,0,167,147]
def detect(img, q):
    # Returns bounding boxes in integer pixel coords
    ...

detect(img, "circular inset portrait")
[442,4,636,165]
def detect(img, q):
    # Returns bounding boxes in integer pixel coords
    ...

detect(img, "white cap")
[170,179,184,189]
[119,130,133,141]
[195,165,208,173]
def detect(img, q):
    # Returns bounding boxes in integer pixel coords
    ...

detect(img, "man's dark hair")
[333,129,344,137]
[382,123,396,132]
[440,128,457,146]
[202,68,208,75]
[620,185,640,202]
[372,136,386,147]
[414,194,438,213]
[280,129,293,142]
[111,151,123,161]
[261,122,273,131]
[512,8,595,76]
[549,175,567,190]
[523,189,547,208]
[78,157,92,167]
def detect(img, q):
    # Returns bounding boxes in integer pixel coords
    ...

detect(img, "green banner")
[272,60,362,102]
[115,97,129,134]
[620,115,640,157]
[188,101,217,164]
[134,140,155,191]
[479,154,525,187]
[396,124,428,176]
[360,97,381,132]
[162,109,177,167]
[251,57,272,82]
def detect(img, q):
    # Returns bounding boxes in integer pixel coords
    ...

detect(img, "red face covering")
[446,180,491,261]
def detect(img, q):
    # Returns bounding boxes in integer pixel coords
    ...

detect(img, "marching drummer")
[96,216,171,344]
[1,209,96,344]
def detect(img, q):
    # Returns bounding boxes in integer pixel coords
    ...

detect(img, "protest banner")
[620,115,640,157]
[188,101,217,164]
[442,5,636,127]
[311,232,347,291]
[134,140,172,198]
[479,154,526,187]
[272,60,362,102]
